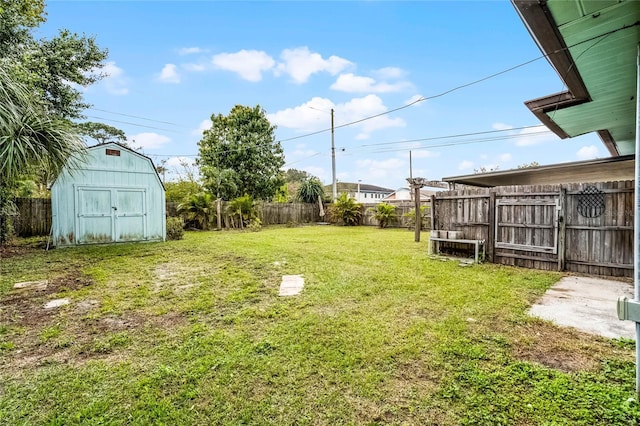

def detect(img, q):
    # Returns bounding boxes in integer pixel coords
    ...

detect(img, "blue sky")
[40,1,604,190]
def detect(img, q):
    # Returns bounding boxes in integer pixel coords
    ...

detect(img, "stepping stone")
[44,298,70,309]
[13,280,48,291]
[279,275,304,296]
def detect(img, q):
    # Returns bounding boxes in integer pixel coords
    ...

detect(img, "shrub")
[166,217,184,240]
[369,202,397,228]
[177,192,216,230]
[246,217,262,232]
[227,195,258,229]
[403,205,430,230]
[332,193,362,226]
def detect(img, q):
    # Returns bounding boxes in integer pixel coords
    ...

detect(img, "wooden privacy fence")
[13,198,432,237]
[361,202,431,229]
[431,181,633,277]
[12,198,51,237]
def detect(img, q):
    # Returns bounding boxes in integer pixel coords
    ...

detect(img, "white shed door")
[77,188,114,244]
[115,189,147,242]
[77,188,147,244]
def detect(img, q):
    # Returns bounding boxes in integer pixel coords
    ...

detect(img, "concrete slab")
[44,298,70,309]
[13,280,48,291]
[529,276,635,340]
[279,275,304,296]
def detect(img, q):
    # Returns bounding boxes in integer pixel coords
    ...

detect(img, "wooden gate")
[495,197,559,254]
[432,182,633,277]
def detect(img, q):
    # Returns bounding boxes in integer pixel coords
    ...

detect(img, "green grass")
[1,226,638,425]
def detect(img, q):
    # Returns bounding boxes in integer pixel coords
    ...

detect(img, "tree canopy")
[1,1,108,120]
[198,105,285,200]
[77,122,127,145]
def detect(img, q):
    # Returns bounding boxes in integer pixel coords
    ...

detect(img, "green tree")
[369,202,397,228]
[296,177,325,203]
[198,105,284,200]
[0,0,46,57]
[165,180,202,204]
[1,3,108,120]
[0,65,85,243]
[285,168,312,183]
[76,122,126,145]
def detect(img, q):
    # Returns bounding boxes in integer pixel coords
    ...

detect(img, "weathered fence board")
[13,198,52,237]
[13,198,430,236]
[432,181,633,278]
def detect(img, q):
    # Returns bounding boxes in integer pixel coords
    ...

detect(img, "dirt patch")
[0,238,47,259]
[510,320,630,372]
[1,272,94,328]
[1,268,187,372]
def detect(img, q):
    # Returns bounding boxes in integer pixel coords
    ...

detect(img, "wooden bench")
[429,237,486,263]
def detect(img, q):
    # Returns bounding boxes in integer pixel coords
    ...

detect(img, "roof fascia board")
[512,0,590,99]
[443,154,635,187]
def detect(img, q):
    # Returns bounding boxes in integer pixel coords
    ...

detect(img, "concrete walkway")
[529,275,635,340]
[279,275,304,296]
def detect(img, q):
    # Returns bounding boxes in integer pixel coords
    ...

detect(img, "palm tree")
[296,177,325,203]
[369,202,397,228]
[0,65,86,243]
[177,192,216,230]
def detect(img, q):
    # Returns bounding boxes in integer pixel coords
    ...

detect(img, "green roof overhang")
[512,0,640,156]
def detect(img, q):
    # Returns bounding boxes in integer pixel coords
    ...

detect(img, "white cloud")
[330,73,410,93]
[178,47,203,55]
[212,50,275,82]
[304,166,329,183]
[267,97,335,131]
[157,64,180,84]
[166,156,192,167]
[269,95,404,139]
[276,47,351,83]
[373,67,406,79]
[576,145,599,160]
[405,94,425,106]
[515,126,557,146]
[492,122,513,131]
[128,133,171,150]
[499,153,512,162]
[183,63,207,72]
[192,118,212,136]
[410,150,437,159]
[341,95,405,137]
[355,158,406,181]
[459,160,474,170]
[95,61,129,95]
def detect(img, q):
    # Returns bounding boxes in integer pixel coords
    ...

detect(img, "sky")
[38,0,605,191]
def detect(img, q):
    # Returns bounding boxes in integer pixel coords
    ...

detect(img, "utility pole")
[331,108,337,201]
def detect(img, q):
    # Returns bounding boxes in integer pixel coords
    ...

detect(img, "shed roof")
[53,142,165,190]
[512,0,640,156]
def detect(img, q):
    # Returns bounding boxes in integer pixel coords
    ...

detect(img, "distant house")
[51,142,166,247]
[383,187,439,203]
[324,182,394,203]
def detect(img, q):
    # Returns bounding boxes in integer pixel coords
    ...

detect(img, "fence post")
[487,191,496,263]
[557,187,567,271]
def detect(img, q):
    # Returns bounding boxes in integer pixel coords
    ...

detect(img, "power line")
[358,125,545,148]
[88,108,190,128]
[278,21,639,144]
[85,115,181,133]
[149,125,552,161]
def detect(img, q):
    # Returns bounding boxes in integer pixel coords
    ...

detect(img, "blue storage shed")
[51,142,166,247]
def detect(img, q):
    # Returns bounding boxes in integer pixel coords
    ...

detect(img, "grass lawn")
[1,225,638,425]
